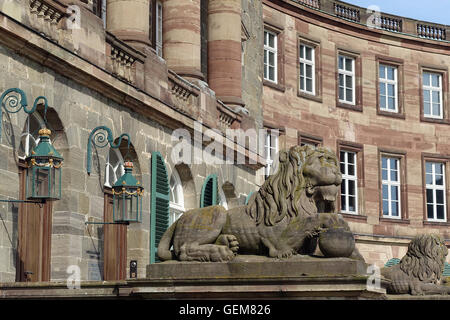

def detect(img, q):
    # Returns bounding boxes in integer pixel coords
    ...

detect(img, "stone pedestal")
[140,255,388,299]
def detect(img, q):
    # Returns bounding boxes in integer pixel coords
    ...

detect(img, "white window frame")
[338,55,356,105]
[156,1,163,58]
[423,72,443,119]
[340,151,358,215]
[381,157,401,219]
[264,130,279,179]
[104,148,125,188]
[18,113,47,160]
[299,44,315,95]
[425,161,447,222]
[169,170,185,225]
[379,64,398,113]
[264,29,278,83]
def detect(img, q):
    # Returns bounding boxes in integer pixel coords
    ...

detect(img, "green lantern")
[112,161,143,223]
[25,128,63,201]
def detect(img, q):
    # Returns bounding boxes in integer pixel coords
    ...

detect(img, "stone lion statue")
[158,145,362,262]
[382,234,450,295]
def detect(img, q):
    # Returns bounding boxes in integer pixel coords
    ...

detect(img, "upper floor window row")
[263,30,449,123]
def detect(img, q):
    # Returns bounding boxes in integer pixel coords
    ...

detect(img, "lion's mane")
[399,234,448,283]
[246,145,337,226]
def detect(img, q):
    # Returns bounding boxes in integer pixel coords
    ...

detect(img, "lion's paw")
[277,248,296,259]
[216,234,240,254]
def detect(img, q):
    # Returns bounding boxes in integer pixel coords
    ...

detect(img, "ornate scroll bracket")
[0,88,48,142]
[86,126,131,175]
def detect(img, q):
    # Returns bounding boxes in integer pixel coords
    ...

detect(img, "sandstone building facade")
[262,0,450,267]
[0,0,448,286]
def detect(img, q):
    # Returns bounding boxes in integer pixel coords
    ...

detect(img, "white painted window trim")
[104,148,125,188]
[426,161,447,222]
[340,151,358,215]
[265,130,279,178]
[423,72,443,119]
[169,170,185,225]
[381,157,401,219]
[379,64,398,113]
[338,55,356,105]
[264,29,278,83]
[299,44,315,95]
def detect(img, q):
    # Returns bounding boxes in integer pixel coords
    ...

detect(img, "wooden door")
[103,190,127,280]
[16,165,53,282]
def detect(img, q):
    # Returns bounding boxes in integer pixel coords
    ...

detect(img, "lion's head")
[246,145,342,226]
[399,234,448,283]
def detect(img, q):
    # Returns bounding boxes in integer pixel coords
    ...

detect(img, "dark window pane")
[348,164,355,176]
[348,180,356,196]
[391,186,398,201]
[383,200,389,215]
[341,195,346,211]
[391,201,399,216]
[436,190,444,204]
[427,204,434,219]
[382,184,388,200]
[348,196,355,212]
[437,205,445,220]
[426,188,434,204]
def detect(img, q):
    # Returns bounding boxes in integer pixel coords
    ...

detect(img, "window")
[299,44,315,95]
[381,156,401,219]
[340,151,358,214]
[425,161,447,222]
[338,55,355,105]
[155,1,163,57]
[379,64,398,112]
[265,130,279,179]
[104,148,125,188]
[200,174,218,207]
[299,133,322,147]
[150,0,163,57]
[264,30,277,83]
[169,171,185,225]
[423,72,443,119]
[18,113,46,160]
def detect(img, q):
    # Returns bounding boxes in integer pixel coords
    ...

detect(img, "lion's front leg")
[179,242,236,262]
[260,216,322,259]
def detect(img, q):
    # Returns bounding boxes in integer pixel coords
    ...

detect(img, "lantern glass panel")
[113,190,141,222]
[51,166,61,199]
[28,166,50,199]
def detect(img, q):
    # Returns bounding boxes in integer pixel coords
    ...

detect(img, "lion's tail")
[157,220,178,261]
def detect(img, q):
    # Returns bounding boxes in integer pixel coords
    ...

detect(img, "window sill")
[377,109,405,120]
[263,80,285,93]
[423,220,450,227]
[341,213,368,222]
[336,102,362,112]
[298,91,323,103]
[420,116,450,125]
[379,217,410,224]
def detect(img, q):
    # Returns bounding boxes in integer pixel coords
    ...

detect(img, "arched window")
[104,148,125,188]
[200,174,218,208]
[169,170,185,225]
[18,113,46,160]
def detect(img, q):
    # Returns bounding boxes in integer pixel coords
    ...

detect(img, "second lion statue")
[158,145,363,262]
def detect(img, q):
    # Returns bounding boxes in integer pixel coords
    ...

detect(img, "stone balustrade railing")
[105,32,145,85]
[29,0,66,25]
[417,24,446,41]
[333,3,360,22]
[289,0,449,42]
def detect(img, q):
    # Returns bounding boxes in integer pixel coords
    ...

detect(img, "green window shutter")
[245,191,255,205]
[150,152,170,264]
[384,258,400,268]
[200,174,218,208]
